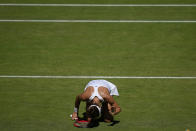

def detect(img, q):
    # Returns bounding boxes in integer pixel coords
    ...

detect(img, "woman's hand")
[72,112,78,120]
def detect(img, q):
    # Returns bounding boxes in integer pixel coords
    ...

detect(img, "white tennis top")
[84,80,119,101]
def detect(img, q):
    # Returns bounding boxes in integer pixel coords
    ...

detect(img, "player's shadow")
[107,120,120,126]
[79,112,120,128]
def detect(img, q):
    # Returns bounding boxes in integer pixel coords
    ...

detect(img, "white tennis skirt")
[84,80,119,96]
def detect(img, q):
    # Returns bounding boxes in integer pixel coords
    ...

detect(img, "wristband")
[74,107,78,113]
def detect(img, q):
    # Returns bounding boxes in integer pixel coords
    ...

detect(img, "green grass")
[0,79,195,131]
[0,23,196,76]
[0,0,196,4]
[0,6,196,20]
[0,0,196,130]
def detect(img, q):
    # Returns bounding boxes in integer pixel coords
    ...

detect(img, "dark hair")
[86,106,99,119]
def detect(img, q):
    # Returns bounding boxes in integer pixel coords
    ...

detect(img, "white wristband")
[74,107,78,113]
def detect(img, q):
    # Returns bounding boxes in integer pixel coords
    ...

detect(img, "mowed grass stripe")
[0,20,196,23]
[0,23,195,76]
[1,20,196,23]
[0,79,196,131]
[0,6,196,20]
[0,0,196,4]
[0,75,196,79]
[1,4,196,7]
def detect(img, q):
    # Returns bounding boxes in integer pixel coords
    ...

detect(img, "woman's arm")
[106,96,121,115]
[72,94,82,120]
[72,93,88,120]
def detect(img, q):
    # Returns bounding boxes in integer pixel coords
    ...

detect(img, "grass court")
[0,0,196,130]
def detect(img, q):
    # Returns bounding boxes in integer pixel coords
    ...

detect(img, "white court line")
[0,75,196,79]
[0,20,196,23]
[0,3,196,7]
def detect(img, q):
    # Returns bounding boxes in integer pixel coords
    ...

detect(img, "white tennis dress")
[84,80,119,101]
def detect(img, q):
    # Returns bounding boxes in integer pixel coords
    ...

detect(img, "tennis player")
[72,80,121,123]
